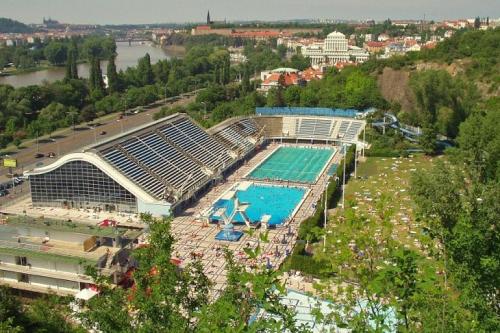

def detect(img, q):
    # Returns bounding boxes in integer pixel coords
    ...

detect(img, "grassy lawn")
[343,154,438,253]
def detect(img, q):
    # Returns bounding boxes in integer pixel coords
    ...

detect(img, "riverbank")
[0,64,52,77]
[0,41,174,87]
[162,44,186,57]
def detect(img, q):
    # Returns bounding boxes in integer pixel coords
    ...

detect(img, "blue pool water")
[248,146,334,183]
[211,184,306,226]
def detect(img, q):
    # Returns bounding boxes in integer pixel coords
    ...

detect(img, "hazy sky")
[3,0,500,25]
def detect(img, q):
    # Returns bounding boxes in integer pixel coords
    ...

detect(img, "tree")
[241,65,252,94]
[65,45,78,81]
[289,54,310,71]
[420,125,438,155]
[284,85,301,106]
[436,106,457,137]
[474,17,481,29]
[44,41,67,65]
[0,286,23,329]
[106,54,121,93]
[456,105,500,182]
[0,286,82,332]
[37,102,68,136]
[89,56,105,98]
[79,104,97,122]
[137,53,154,86]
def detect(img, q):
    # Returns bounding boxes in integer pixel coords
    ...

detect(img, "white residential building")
[0,217,138,296]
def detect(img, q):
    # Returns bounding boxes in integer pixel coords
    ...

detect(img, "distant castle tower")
[207,10,211,25]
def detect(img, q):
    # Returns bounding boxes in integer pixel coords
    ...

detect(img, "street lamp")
[323,180,330,252]
[200,101,207,119]
[164,85,168,106]
[342,143,346,210]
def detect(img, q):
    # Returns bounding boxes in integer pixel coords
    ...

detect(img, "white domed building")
[302,31,369,69]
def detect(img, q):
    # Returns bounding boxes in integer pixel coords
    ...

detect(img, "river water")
[0,42,173,88]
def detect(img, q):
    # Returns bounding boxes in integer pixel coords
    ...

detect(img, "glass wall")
[30,161,137,212]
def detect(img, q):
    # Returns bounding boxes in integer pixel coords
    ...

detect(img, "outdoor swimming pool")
[247,146,335,183]
[210,183,306,226]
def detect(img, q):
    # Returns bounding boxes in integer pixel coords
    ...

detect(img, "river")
[0,42,174,88]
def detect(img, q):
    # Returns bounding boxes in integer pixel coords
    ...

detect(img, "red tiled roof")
[231,30,289,38]
[335,62,357,70]
[404,39,418,47]
[422,41,437,49]
[366,41,386,48]
[301,67,323,81]
[262,72,299,86]
[196,25,211,30]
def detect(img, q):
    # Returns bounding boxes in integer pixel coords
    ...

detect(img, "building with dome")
[302,31,369,68]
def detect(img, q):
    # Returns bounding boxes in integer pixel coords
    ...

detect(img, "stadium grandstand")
[24,109,366,217]
[27,113,262,216]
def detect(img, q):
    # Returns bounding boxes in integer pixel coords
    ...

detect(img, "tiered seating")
[215,126,254,152]
[158,117,232,170]
[329,120,337,136]
[101,148,165,198]
[314,119,332,137]
[296,118,332,138]
[236,118,259,136]
[344,121,362,141]
[98,117,230,199]
[297,119,316,137]
[128,133,204,187]
[337,121,350,137]
[213,119,262,153]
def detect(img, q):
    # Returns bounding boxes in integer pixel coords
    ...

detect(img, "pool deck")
[169,142,342,294]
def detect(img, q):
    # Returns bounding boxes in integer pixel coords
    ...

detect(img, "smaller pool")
[210,183,306,226]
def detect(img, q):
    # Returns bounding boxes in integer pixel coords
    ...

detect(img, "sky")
[3,0,500,25]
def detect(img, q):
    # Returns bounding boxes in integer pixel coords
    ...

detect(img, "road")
[0,93,197,205]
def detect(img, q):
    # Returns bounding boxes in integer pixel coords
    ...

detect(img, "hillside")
[374,28,499,132]
[377,67,414,112]
[0,17,32,33]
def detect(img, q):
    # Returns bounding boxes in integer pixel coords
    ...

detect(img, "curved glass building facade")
[30,161,137,212]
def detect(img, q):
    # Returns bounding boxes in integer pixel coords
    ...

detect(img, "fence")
[256,107,361,118]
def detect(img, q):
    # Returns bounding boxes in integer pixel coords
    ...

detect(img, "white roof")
[270,67,299,73]
[327,31,345,38]
[75,288,98,301]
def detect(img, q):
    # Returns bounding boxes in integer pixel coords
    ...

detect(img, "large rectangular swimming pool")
[210,183,306,226]
[247,146,335,183]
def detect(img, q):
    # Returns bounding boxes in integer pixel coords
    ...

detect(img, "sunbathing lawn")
[343,154,437,252]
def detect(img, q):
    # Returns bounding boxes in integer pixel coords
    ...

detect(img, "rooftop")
[0,224,111,266]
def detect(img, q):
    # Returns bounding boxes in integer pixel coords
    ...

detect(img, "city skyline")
[2,0,500,25]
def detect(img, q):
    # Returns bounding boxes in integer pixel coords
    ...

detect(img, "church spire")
[207,10,211,25]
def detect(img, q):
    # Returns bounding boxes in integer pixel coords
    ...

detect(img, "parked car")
[0,189,9,197]
[100,131,107,135]
[34,153,44,158]
[48,152,56,158]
